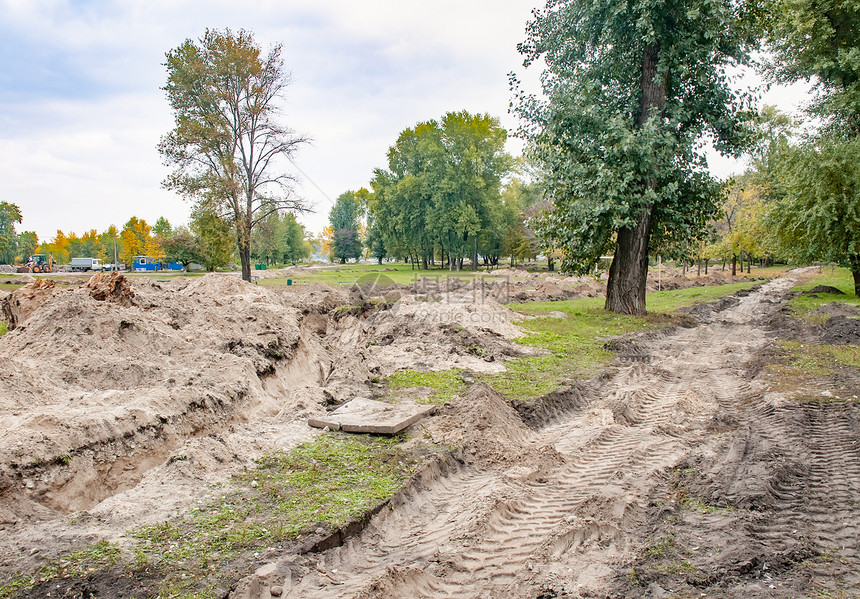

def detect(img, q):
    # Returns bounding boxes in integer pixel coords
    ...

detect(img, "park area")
[0,262,858,598]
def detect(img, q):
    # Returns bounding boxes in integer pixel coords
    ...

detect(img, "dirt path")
[234,273,860,598]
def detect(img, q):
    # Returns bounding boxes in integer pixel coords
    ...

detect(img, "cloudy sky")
[1,0,811,242]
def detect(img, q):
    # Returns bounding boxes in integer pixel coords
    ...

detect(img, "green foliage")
[190,207,234,271]
[15,231,38,264]
[252,209,309,265]
[0,202,22,265]
[387,369,466,404]
[369,111,511,269]
[764,0,860,133]
[159,28,308,281]
[329,191,364,263]
[515,0,756,310]
[153,216,172,239]
[0,322,7,337]
[765,135,860,293]
[161,226,198,267]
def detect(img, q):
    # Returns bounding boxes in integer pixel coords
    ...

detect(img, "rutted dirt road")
[234,273,860,598]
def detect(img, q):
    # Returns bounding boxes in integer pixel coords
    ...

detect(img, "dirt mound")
[85,272,135,306]
[0,275,311,531]
[811,301,860,319]
[425,383,532,465]
[803,284,845,296]
[1,278,60,330]
[820,314,860,344]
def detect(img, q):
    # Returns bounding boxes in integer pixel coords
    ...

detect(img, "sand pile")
[0,271,541,558]
[425,383,534,465]
[1,278,61,329]
[344,292,536,376]
[0,274,311,522]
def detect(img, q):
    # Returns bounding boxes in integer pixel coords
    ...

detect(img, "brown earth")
[2,269,859,599]
[0,273,533,580]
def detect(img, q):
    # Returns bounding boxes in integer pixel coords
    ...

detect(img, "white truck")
[70,257,103,272]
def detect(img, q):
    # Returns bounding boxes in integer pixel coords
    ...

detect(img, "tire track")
[233,276,805,599]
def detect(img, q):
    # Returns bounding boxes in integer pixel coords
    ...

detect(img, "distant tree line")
[0,204,312,272]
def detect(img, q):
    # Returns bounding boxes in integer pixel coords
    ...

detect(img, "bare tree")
[159,28,310,281]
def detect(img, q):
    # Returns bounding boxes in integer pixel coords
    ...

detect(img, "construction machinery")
[18,253,55,274]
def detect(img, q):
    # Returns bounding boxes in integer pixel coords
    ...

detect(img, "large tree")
[369,111,511,270]
[190,206,235,271]
[766,136,860,294]
[515,0,756,313]
[765,0,860,134]
[159,28,309,282]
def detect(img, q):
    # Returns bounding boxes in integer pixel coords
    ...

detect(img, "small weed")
[645,535,677,558]
[0,322,7,337]
[653,559,696,574]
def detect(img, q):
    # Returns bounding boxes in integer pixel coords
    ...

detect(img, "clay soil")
[2,269,859,598]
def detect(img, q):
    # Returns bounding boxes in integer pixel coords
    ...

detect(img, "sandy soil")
[0,273,534,579]
[2,269,858,599]
[228,272,860,599]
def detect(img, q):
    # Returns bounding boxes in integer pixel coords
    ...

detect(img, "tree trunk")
[704,259,709,275]
[605,207,652,315]
[548,255,554,272]
[850,254,860,296]
[605,45,665,315]
[238,221,252,283]
[731,254,737,276]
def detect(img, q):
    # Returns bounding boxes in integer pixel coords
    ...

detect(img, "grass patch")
[0,322,6,337]
[387,369,466,404]
[1,433,425,599]
[789,267,860,323]
[0,282,24,290]
[765,340,860,397]
[646,281,762,313]
[481,300,650,400]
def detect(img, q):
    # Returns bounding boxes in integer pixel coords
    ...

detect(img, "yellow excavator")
[18,253,55,274]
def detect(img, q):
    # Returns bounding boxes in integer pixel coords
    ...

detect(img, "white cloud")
[0,0,811,241]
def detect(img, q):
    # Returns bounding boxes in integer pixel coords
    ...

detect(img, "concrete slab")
[308,398,436,434]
